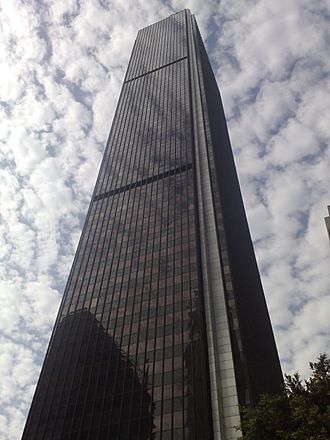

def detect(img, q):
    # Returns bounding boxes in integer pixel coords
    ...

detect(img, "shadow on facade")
[184,292,213,440]
[23,310,154,439]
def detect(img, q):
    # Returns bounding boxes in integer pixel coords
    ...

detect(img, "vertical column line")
[187,11,242,440]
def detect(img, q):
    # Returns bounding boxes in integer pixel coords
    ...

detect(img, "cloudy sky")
[0,0,329,438]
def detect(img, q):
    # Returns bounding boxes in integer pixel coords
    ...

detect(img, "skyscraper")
[22,9,282,440]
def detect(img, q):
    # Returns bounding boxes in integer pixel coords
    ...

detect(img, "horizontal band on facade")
[93,163,192,202]
[124,56,187,83]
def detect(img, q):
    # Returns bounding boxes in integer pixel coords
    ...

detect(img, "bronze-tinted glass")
[22,8,283,440]
[22,10,212,440]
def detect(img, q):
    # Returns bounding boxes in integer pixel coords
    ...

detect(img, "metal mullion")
[128,37,157,186]
[171,13,176,62]
[121,80,152,190]
[131,67,169,437]
[178,53,188,440]
[170,19,180,438]
[31,90,135,431]
[156,24,173,434]
[161,15,177,438]
[97,191,140,435]
[119,66,161,434]
[191,15,215,439]
[93,189,137,434]
[117,78,148,189]
[157,20,166,73]
[88,194,126,436]
[49,207,105,435]
[79,71,148,436]
[180,10,186,59]
[171,13,177,65]
[175,12,180,61]
[51,213,103,426]
[185,10,198,439]
[191,18,222,434]
[96,93,129,196]
[124,34,139,83]
[171,39,180,439]
[164,15,173,172]
[146,22,157,83]
[154,21,166,174]
[181,60,189,438]
[95,80,133,196]
[85,191,136,435]
[94,83,142,220]
[113,70,159,431]
[145,24,158,74]
[171,42,182,439]
[93,84,130,195]
[66,196,123,436]
[49,77,135,436]
[180,61,187,437]
[127,35,140,80]
[137,25,152,79]
[148,23,168,434]
[35,167,114,436]
[96,68,152,432]
[150,22,158,74]
[55,71,141,437]
[145,62,171,439]
[163,18,171,89]
[79,195,128,433]
[91,55,133,197]
[92,53,138,200]
[103,84,151,437]
[100,69,144,197]
[161,25,176,438]
[63,55,144,437]
[126,65,166,434]
[145,25,157,76]
[177,13,182,60]
[73,82,143,435]
[28,198,98,436]
[135,31,146,79]
[111,80,146,186]
[86,77,155,438]
[143,25,155,79]
[93,77,152,436]
[175,12,181,62]
[116,127,154,436]
[158,19,169,77]
[133,90,165,435]
[120,24,155,186]
[100,84,138,195]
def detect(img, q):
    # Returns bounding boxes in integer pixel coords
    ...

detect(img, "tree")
[238,354,330,440]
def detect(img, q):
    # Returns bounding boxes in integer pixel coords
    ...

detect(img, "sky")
[0,0,329,438]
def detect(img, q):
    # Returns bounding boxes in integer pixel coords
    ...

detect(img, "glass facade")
[23,9,282,440]
[23,10,212,440]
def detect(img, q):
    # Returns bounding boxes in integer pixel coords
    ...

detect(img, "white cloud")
[267,119,321,166]
[216,0,330,382]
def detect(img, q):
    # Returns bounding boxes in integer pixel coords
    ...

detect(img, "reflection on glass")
[23,10,213,440]
[25,310,154,439]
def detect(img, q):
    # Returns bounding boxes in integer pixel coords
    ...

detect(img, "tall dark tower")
[22,10,282,440]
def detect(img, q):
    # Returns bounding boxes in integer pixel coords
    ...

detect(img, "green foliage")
[238,354,330,440]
